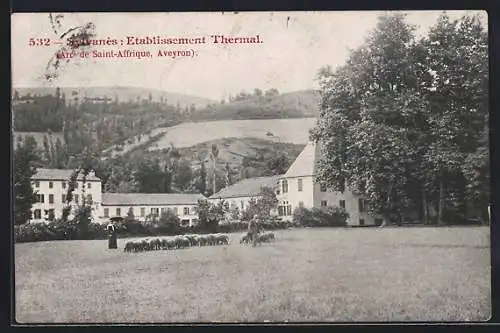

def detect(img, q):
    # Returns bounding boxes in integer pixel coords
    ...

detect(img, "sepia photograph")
[11,11,490,323]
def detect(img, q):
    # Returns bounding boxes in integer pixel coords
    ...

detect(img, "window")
[48,209,55,221]
[151,208,159,216]
[359,219,365,226]
[161,207,166,214]
[74,194,79,204]
[298,178,303,192]
[359,198,366,213]
[87,182,92,189]
[49,181,53,189]
[62,181,66,189]
[62,194,66,203]
[320,183,327,192]
[286,205,292,216]
[339,200,346,209]
[35,181,40,188]
[116,208,121,216]
[282,180,288,193]
[86,194,93,204]
[321,200,327,207]
[49,194,54,204]
[181,219,190,227]
[104,208,109,218]
[140,207,145,217]
[299,201,304,208]
[241,200,244,209]
[184,207,190,215]
[33,209,41,219]
[36,194,45,203]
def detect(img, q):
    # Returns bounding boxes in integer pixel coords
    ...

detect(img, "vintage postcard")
[11,11,490,324]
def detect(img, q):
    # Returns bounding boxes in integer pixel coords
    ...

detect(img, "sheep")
[167,239,177,250]
[215,234,229,245]
[185,235,198,247]
[197,235,207,246]
[240,233,251,244]
[124,242,133,252]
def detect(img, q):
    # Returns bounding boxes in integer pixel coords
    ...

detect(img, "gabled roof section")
[32,168,101,181]
[102,193,206,206]
[283,141,321,178]
[210,175,282,199]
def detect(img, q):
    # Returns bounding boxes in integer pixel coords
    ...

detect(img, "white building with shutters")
[276,141,385,226]
[30,168,102,223]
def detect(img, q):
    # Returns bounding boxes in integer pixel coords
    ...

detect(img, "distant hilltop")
[12,86,217,109]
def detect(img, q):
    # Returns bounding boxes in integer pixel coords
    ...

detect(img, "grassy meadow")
[15,227,490,323]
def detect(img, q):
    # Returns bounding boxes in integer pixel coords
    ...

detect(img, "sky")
[11,10,487,100]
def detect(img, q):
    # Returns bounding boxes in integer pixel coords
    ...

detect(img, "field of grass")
[15,227,491,323]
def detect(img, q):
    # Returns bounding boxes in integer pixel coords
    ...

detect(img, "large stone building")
[30,168,103,223]
[209,175,282,218]
[28,142,384,227]
[100,193,205,227]
[276,141,385,226]
[28,168,205,226]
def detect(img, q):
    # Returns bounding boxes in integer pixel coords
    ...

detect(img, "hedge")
[14,216,296,243]
[292,206,349,227]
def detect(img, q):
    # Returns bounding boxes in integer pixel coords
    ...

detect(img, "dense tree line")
[311,13,488,225]
[13,91,187,161]
[13,136,39,225]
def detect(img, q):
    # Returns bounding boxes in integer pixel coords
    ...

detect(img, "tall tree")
[197,160,207,195]
[175,158,193,191]
[311,12,488,224]
[13,136,39,224]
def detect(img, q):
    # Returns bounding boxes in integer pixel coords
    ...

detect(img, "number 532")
[28,38,51,46]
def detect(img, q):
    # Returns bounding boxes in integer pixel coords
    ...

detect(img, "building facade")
[30,168,102,223]
[28,168,206,226]
[100,193,205,227]
[209,175,282,219]
[276,142,385,226]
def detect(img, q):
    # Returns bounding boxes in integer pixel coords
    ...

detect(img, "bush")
[292,206,348,227]
[14,219,109,243]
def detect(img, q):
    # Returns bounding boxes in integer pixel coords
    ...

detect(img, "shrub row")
[14,221,108,243]
[292,206,349,227]
[124,234,229,252]
[15,217,296,244]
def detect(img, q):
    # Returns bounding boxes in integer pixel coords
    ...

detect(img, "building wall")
[209,195,282,220]
[30,179,102,223]
[99,204,199,226]
[312,182,382,226]
[276,176,314,220]
[209,196,257,213]
[276,175,384,226]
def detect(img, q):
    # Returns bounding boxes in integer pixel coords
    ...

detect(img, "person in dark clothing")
[107,223,117,249]
[248,214,262,247]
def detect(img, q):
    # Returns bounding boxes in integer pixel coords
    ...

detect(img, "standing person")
[107,223,117,249]
[248,214,261,247]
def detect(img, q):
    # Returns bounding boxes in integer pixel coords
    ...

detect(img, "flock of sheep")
[123,232,276,252]
[123,233,229,252]
[239,232,276,245]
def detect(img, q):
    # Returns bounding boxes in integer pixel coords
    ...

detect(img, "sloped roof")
[32,168,101,181]
[102,193,206,206]
[210,175,281,199]
[283,141,321,178]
